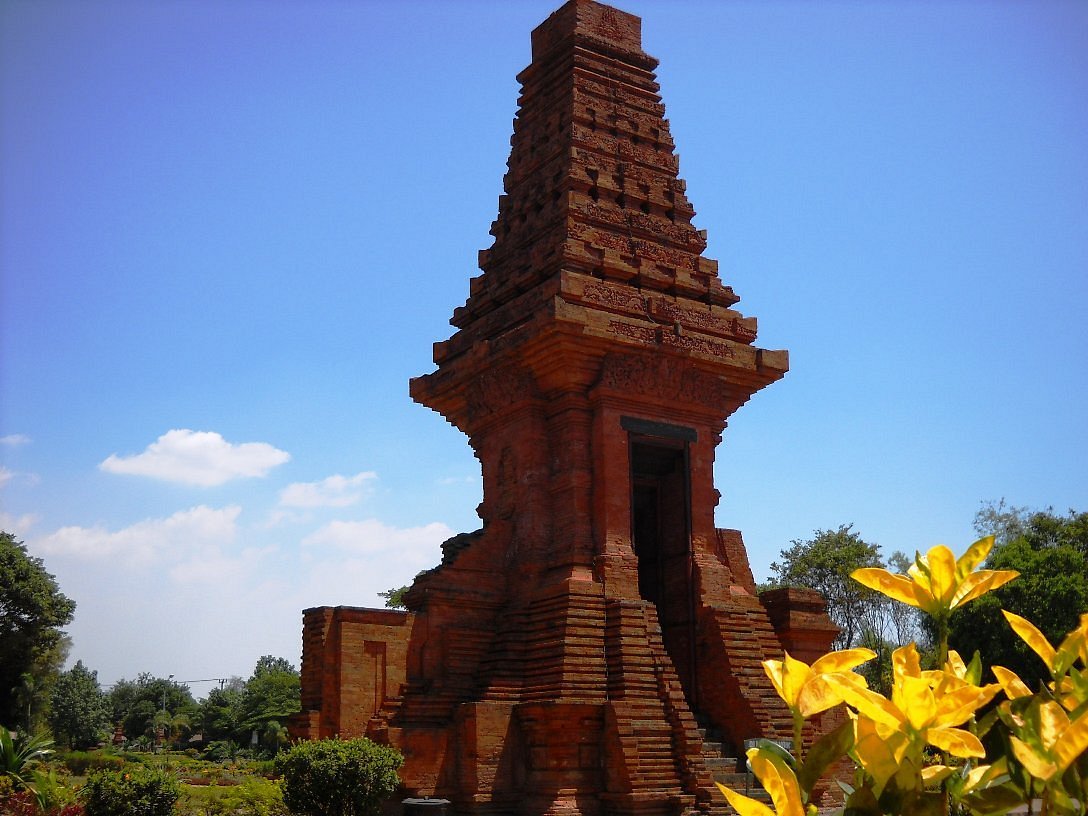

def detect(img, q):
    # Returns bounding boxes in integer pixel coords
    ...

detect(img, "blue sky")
[2,0,1085,693]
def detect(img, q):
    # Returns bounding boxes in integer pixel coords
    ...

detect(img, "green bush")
[63,750,125,776]
[193,777,287,816]
[274,738,402,816]
[81,765,180,816]
[250,758,277,778]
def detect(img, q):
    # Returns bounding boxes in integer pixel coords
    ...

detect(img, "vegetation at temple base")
[725,535,1088,816]
[274,737,403,816]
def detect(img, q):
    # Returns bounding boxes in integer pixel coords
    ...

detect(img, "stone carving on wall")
[596,352,731,407]
[465,365,539,420]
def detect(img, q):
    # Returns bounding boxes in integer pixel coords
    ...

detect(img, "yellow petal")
[824,675,904,728]
[897,676,937,731]
[1009,736,1057,781]
[992,665,1032,699]
[1003,610,1057,669]
[716,782,776,816]
[748,749,805,816]
[852,568,927,609]
[946,650,967,679]
[852,714,907,795]
[1037,700,1070,751]
[956,536,995,577]
[810,647,876,675]
[962,761,998,792]
[1055,628,1087,675]
[1053,709,1088,775]
[891,643,922,682]
[780,652,812,709]
[764,659,788,703]
[951,569,1019,609]
[928,726,985,758]
[921,765,956,786]
[1075,613,1088,664]
[933,683,1001,728]
[925,545,958,605]
[796,675,847,718]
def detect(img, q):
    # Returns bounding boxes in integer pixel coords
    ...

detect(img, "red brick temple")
[292,2,838,814]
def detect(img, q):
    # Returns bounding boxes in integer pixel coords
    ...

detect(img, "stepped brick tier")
[291,2,840,814]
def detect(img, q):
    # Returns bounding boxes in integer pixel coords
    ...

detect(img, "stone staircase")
[695,718,769,805]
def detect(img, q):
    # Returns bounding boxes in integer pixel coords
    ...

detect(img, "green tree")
[108,673,196,742]
[49,660,111,749]
[767,524,887,649]
[0,532,75,728]
[974,498,1088,556]
[275,737,402,816]
[948,507,1088,689]
[972,498,1031,548]
[378,586,409,610]
[199,679,246,744]
[239,656,300,757]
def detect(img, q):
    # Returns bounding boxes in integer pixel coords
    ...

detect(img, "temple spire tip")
[531,0,644,61]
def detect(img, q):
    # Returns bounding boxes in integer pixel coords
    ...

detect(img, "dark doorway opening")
[630,438,697,706]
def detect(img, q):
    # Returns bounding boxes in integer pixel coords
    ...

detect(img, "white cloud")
[169,543,276,585]
[301,518,452,557]
[32,505,241,567]
[0,511,39,536]
[278,471,377,508]
[100,429,290,487]
[0,434,31,447]
[0,468,40,490]
[294,519,453,610]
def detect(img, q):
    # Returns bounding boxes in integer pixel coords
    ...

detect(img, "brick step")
[703,758,744,775]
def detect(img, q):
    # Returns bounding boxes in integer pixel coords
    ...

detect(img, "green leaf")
[797,718,853,797]
[966,650,984,686]
[753,738,797,772]
[843,778,882,816]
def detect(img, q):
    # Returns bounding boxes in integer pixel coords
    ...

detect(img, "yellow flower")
[851,537,1018,618]
[1004,610,1087,678]
[1008,700,1088,783]
[824,644,999,760]
[991,665,1033,700]
[716,747,809,816]
[763,648,875,719]
[1002,610,1088,710]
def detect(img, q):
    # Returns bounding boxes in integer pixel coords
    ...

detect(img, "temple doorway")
[630,437,697,707]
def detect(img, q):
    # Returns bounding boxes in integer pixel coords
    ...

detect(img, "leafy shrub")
[2,787,84,816]
[31,767,81,814]
[182,776,287,816]
[1,728,55,789]
[250,758,277,778]
[81,765,180,816]
[274,738,402,816]
[203,740,241,763]
[63,750,125,776]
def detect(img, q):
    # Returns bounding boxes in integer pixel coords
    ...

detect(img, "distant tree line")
[2,528,300,756]
[48,655,301,756]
